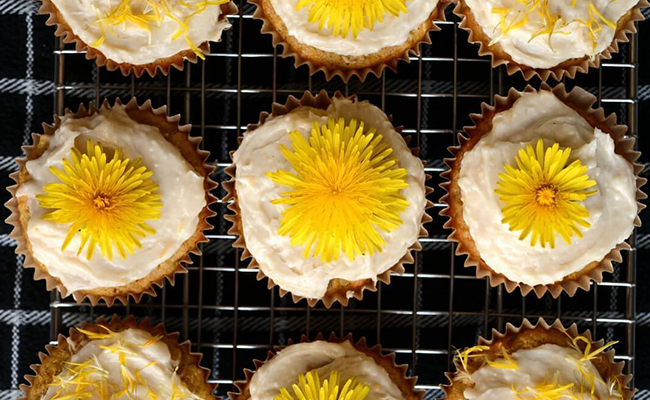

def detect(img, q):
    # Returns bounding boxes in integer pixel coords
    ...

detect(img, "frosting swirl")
[234,98,426,299]
[464,0,639,69]
[51,0,231,65]
[42,328,198,400]
[464,344,620,400]
[458,91,637,286]
[249,341,405,400]
[16,106,206,293]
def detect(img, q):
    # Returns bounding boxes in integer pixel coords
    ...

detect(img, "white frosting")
[464,0,639,69]
[234,98,426,300]
[249,341,405,400]
[464,344,618,400]
[269,0,439,56]
[16,106,206,293]
[42,328,196,400]
[51,0,232,65]
[458,91,637,286]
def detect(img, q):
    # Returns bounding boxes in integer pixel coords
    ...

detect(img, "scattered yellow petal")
[512,381,579,400]
[486,347,519,370]
[456,345,490,373]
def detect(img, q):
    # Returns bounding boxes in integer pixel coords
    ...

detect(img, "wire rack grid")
[44,3,640,399]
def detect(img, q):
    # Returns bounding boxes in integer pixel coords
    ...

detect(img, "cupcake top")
[43,327,198,400]
[233,97,426,299]
[268,0,440,56]
[464,0,639,69]
[249,341,404,400]
[458,90,637,286]
[51,0,231,65]
[15,106,206,293]
[458,341,621,399]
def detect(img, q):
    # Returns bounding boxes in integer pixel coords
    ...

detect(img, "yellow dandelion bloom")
[295,0,409,38]
[274,371,370,400]
[266,117,410,263]
[36,140,162,261]
[495,139,597,249]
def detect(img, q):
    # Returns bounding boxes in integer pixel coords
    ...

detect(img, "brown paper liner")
[39,0,238,78]
[454,0,649,81]
[228,333,424,400]
[441,318,635,400]
[250,0,451,82]
[439,83,647,298]
[5,97,218,306]
[19,315,217,400]
[222,90,434,308]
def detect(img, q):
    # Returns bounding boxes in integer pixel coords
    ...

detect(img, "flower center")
[93,194,112,210]
[534,185,558,207]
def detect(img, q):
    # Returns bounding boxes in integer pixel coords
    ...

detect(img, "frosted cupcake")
[230,334,423,400]
[442,319,634,400]
[20,316,216,400]
[440,84,644,297]
[6,98,216,305]
[455,0,648,80]
[224,91,432,307]
[251,0,449,81]
[40,0,238,77]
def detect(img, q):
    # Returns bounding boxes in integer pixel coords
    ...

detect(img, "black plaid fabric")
[1,1,650,399]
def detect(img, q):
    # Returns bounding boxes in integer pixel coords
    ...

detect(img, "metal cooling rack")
[46,4,640,399]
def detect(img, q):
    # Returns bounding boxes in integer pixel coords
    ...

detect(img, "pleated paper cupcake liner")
[454,0,649,81]
[250,0,450,82]
[5,97,217,306]
[439,83,646,298]
[441,318,635,400]
[20,315,217,400]
[222,90,433,308]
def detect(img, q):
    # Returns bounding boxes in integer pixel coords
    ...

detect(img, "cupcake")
[250,0,450,81]
[6,98,216,306]
[20,316,216,400]
[40,0,238,77]
[230,334,423,400]
[223,91,432,307]
[442,319,634,400]
[440,84,644,297]
[455,0,648,80]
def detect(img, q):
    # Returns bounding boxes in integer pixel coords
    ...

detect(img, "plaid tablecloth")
[1,1,650,399]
